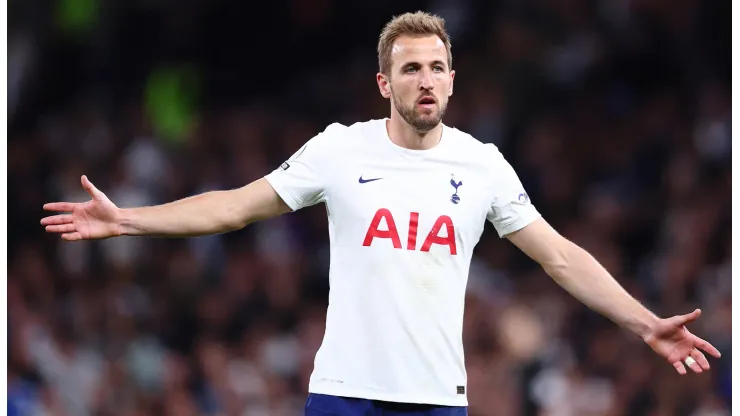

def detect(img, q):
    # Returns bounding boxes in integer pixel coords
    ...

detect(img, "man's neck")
[386,116,443,151]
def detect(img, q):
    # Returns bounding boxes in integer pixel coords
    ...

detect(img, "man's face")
[377,35,455,132]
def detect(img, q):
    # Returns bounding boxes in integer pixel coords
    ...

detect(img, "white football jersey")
[264,118,540,406]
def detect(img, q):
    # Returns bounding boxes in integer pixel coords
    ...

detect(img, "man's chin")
[410,118,441,132]
[396,104,444,132]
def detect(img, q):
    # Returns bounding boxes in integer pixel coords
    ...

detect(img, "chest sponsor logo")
[362,208,457,255]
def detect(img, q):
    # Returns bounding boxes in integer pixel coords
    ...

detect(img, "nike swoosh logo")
[359,176,383,184]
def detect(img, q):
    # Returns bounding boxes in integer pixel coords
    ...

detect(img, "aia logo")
[362,209,457,255]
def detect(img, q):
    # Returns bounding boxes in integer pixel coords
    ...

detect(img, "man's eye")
[406,67,417,73]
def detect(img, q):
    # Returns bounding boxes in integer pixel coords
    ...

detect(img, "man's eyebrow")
[401,60,447,68]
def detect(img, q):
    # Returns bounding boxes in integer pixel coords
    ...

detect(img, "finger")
[61,232,83,241]
[690,349,710,371]
[45,224,77,234]
[672,361,687,375]
[43,202,78,212]
[81,175,103,200]
[684,355,703,374]
[694,335,722,358]
[671,309,701,327]
[40,214,74,226]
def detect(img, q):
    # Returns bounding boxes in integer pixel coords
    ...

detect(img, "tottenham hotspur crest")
[450,175,463,204]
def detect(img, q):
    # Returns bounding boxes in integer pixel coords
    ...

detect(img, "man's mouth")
[417,96,436,109]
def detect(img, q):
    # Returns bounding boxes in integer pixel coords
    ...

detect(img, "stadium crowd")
[8,0,730,415]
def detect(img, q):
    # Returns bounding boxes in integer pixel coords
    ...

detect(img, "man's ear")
[377,73,392,99]
[449,69,455,97]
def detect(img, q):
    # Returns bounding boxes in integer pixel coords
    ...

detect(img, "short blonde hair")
[377,11,452,75]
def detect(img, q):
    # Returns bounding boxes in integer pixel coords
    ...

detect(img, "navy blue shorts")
[304,393,468,416]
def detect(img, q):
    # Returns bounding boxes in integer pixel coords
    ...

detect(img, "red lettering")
[420,215,457,255]
[362,208,402,248]
[407,212,419,250]
[363,210,457,255]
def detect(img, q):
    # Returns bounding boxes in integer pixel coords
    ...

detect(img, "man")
[42,11,720,416]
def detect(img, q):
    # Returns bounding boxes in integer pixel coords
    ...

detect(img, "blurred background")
[7,0,731,415]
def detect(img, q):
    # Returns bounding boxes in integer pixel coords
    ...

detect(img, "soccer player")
[42,11,720,416]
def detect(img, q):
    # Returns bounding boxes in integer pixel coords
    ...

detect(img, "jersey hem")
[496,210,541,237]
[307,384,469,407]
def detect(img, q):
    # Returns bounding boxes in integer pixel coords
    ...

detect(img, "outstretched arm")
[119,177,290,237]
[506,217,721,375]
[42,175,291,240]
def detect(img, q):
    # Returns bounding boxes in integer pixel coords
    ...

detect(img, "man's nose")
[419,70,434,90]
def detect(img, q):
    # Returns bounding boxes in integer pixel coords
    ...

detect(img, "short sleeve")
[485,145,541,237]
[265,125,339,211]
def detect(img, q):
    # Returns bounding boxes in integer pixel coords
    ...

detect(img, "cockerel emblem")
[450,175,463,204]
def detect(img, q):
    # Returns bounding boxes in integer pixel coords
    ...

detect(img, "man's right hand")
[41,175,123,241]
